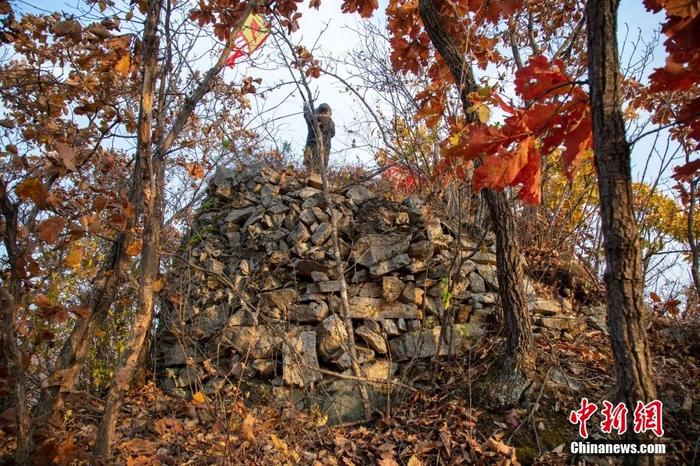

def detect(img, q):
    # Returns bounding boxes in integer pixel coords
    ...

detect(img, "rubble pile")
[155,165,595,421]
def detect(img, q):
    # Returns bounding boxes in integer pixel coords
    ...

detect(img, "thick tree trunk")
[418,0,534,377]
[586,0,659,462]
[0,182,33,465]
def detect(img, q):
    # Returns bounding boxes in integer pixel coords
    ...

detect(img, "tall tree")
[586,0,658,460]
[417,0,534,403]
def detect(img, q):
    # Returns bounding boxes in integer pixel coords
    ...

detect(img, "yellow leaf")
[115,54,131,76]
[191,391,206,404]
[407,456,423,466]
[65,247,83,268]
[467,102,490,123]
[270,433,288,454]
[152,278,164,293]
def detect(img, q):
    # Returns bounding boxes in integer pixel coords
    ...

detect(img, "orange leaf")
[473,137,532,192]
[186,163,205,179]
[37,216,66,244]
[239,414,256,443]
[15,178,49,208]
[126,239,142,256]
[65,247,83,268]
[114,54,131,76]
[191,391,206,404]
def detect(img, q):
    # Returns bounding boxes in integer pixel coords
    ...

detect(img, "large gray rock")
[282,331,320,386]
[348,297,422,320]
[351,233,411,267]
[345,185,376,205]
[370,253,411,277]
[222,326,280,359]
[389,324,479,361]
[290,300,329,322]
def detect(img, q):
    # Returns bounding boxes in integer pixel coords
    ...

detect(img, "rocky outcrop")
[155,165,595,422]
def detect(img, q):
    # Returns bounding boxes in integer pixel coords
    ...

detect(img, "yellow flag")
[226,13,269,67]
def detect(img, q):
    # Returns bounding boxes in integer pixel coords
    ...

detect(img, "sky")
[8,0,693,290]
[18,0,670,174]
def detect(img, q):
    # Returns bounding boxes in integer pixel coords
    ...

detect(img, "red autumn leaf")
[561,113,592,178]
[341,0,378,18]
[37,216,66,244]
[649,292,661,302]
[514,55,572,102]
[672,158,700,182]
[473,136,534,193]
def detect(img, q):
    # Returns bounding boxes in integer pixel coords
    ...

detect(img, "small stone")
[290,300,329,322]
[382,276,405,302]
[355,325,388,354]
[468,272,486,293]
[409,240,434,261]
[528,298,560,316]
[317,314,348,362]
[311,222,332,245]
[311,271,329,282]
[225,206,257,225]
[306,173,323,189]
[370,254,411,277]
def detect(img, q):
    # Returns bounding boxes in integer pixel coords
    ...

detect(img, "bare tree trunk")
[686,176,700,301]
[93,155,165,459]
[418,0,534,385]
[586,0,659,463]
[0,181,33,465]
[91,0,162,458]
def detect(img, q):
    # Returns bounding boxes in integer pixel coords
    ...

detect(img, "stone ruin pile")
[155,165,595,420]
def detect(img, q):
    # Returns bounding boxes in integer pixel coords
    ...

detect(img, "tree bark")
[91,0,162,459]
[0,181,33,465]
[418,0,534,375]
[586,0,659,462]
